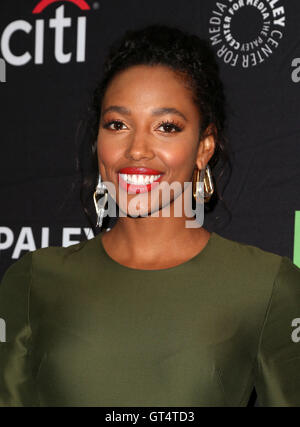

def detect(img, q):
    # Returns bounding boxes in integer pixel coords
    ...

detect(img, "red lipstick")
[119,167,163,175]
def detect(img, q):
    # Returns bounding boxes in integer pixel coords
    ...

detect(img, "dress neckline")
[96,230,218,273]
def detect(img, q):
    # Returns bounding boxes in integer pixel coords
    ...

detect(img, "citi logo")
[0,0,91,66]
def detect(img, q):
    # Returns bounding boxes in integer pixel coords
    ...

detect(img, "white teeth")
[119,174,161,185]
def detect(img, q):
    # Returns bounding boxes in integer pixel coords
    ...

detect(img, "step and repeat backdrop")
[0,0,300,278]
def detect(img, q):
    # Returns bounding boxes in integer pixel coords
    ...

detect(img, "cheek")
[160,142,196,175]
[97,138,122,168]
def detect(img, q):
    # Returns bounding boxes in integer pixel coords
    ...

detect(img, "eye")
[156,120,184,133]
[102,120,127,131]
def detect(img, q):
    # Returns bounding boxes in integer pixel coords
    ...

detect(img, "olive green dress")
[0,231,300,407]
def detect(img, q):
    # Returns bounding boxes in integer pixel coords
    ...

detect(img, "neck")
[101,193,209,265]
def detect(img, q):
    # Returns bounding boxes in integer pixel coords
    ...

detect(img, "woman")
[0,25,300,407]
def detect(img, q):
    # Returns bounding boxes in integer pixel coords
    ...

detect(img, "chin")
[117,200,162,219]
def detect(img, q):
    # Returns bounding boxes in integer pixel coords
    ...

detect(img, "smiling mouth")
[118,173,163,194]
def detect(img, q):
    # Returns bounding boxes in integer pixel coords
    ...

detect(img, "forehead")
[102,64,198,115]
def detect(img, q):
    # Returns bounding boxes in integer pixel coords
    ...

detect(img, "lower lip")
[118,174,163,194]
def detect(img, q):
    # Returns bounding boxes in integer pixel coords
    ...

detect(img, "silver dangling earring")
[93,174,108,228]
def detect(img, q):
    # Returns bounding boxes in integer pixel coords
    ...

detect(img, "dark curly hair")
[75,24,233,235]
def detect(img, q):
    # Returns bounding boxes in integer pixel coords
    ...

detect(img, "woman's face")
[97,64,215,217]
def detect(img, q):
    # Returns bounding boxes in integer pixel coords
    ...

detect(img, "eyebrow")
[101,105,188,122]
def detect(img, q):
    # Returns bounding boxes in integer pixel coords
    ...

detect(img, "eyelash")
[102,119,184,133]
[157,120,184,133]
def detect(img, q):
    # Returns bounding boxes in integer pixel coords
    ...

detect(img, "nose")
[124,132,155,161]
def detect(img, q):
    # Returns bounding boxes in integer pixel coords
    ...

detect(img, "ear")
[195,124,216,170]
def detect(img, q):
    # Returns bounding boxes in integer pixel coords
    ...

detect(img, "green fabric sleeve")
[0,252,39,407]
[254,256,300,407]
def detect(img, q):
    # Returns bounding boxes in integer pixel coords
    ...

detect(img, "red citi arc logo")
[33,0,91,14]
[0,0,91,66]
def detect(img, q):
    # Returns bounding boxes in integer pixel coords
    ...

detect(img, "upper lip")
[118,167,163,175]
